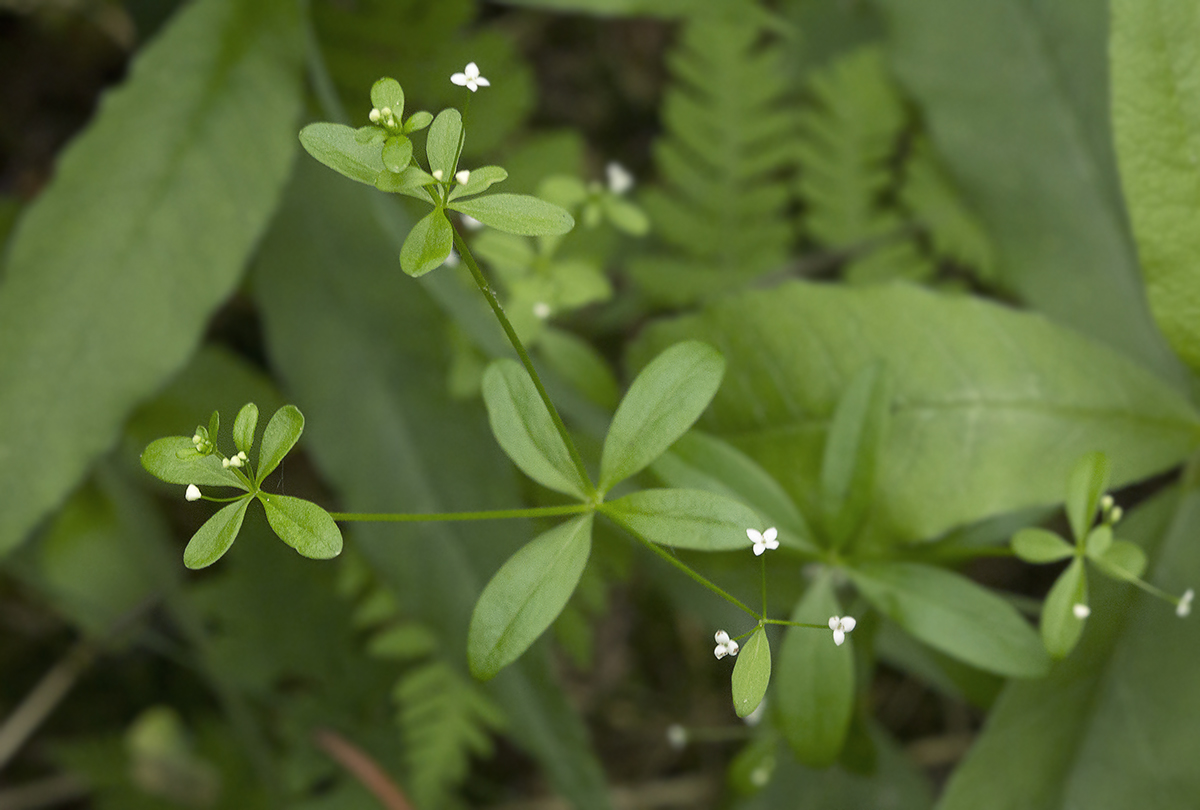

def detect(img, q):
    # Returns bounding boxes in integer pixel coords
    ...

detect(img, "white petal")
[765,537,780,550]
[714,645,727,659]
[727,640,739,655]
[763,527,778,543]
[456,169,471,185]
[828,616,840,631]
[832,629,845,646]
[1072,603,1091,619]
[451,73,468,86]
[465,62,480,77]
[747,528,763,543]
[752,543,765,556]
[715,630,730,644]
[474,76,490,87]
[840,616,856,633]
[185,484,201,502]
[606,161,633,194]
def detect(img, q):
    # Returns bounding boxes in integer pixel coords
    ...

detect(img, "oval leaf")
[1066,452,1111,543]
[731,627,771,718]
[258,493,343,560]
[256,404,304,484]
[601,488,760,551]
[426,108,463,179]
[1042,557,1088,659]
[600,341,725,493]
[481,359,590,499]
[232,402,259,456]
[299,122,384,186]
[141,436,245,488]
[449,193,575,237]
[448,165,509,202]
[369,77,404,116]
[381,135,413,173]
[183,498,251,569]
[468,515,594,680]
[399,209,454,278]
[1012,527,1075,563]
[1095,539,1149,580]
[849,562,1050,678]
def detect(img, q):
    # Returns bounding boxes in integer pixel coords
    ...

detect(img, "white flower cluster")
[713,630,739,659]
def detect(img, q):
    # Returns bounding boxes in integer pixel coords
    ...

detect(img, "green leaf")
[1112,0,1200,373]
[426,108,463,179]
[731,627,771,718]
[1094,539,1148,581]
[1012,528,1075,564]
[449,193,575,237]
[1084,525,1113,558]
[141,436,245,488]
[632,282,1200,543]
[1042,557,1088,659]
[257,492,343,560]
[375,165,435,200]
[183,498,251,569]
[404,110,433,133]
[299,122,385,185]
[600,488,761,551]
[256,404,303,484]
[600,341,725,493]
[382,135,413,173]
[481,359,590,499]
[448,165,509,202]
[0,0,302,557]
[820,362,889,549]
[776,573,855,766]
[399,209,454,277]
[1065,451,1111,542]
[232,402,258,456]
[468,515,594,680]
[848,562,1050,678]
[370,76,404,116]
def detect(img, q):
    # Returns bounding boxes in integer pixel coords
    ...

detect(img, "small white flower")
[451,62,490,92]
[1100,494,1114,511]
[460,214,484,230]
[221,457,231,468]
[828,615,856,646]
[533,302,552,319]
[369,108,381,124]
[1072,603,1091,619]
[237,451,248,461]
[455,169,471,185]
[748,527,779,556]
[227,453,244,469]
[714,630,739,659]
[185,484,201,502]
[606,161,634,195]
[665,724,688,750]
[1178,588,1194,618]
[192,433,202,445]
[432,169,444,181]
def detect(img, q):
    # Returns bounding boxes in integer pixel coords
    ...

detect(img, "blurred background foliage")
[0,0,1198,808]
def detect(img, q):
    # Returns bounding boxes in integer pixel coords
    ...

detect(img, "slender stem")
[451,227,596,497]
[630,534,759,619]
[763,618,828,629]
[330,504,591,523]
[760,556,767,617]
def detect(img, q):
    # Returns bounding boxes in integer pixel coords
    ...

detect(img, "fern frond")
[631,15,797,304]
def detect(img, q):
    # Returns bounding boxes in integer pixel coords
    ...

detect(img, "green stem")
[760,556,768,617]
[451,227,596,497]
[630,533,759,619]
[330,504,591,523]
[763,618,828,630]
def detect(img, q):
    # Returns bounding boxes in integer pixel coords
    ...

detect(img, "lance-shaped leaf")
[399,209,454,278]
[141,436,246,488]
[1042,558,1088,659]
[601,488,760,551]
[820,362,889,550]
[1065,452,1111,543]
[184,497,251,569]
[468,515,593,680]
[600,341,725,493]
[232,402,259,456]
[1012,528,1075,564]
[849,562,1050,678]
[776,573,855,766]
[299,122,385,186]
[449,194,575,237]
[482,359,590,499]
[256,404,304,484]
[258,492,343,560]
[426,108,463,179]
[731,627,771,718]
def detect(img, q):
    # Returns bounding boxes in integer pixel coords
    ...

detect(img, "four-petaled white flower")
[748,527,779,556]
[185,484,201,502]
[1072,603,1091,619]
[1178,588,1194,618]
[606,161,634,195]
[714,630,739,659]
[828,615,856,646]
[451,62,490,92]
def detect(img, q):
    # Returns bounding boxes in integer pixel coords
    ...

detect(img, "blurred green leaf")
[1012,528,1074,564]
[184,498,251,570]
[537,328,620,411]
[1112,0,1200,373]
[0,0,303,556]
[1042,558,1088,659]
[1065,452,1111,542]
[299,122,384,185]
[601,488,760,551]
[731,627,771,718]
[1094,538,1149,581]
[256,405,304,484]
[399,209,454,277]
[258,493,343,560]
[141,436,244,488]
[820,362,889,549]
[849,562,1050,678]
[468,515,593,679]
[449,193,575,237]
[600,341,725,493]
[233,403,259,456]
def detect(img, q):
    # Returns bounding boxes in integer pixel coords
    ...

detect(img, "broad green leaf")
[651,431,816,553]
[633,282,1200,544]
[1042,557,1088,659]
[937,487,1197,810]
[600,488,760,551]
[370,77,404,116]
[257,493,343,560]
[878,0,1186,385]
[448,165,509,202]
[404,110,433,133]
[449,193,575,237]
[600,341,725,493]
[731,627,771,718]
[1065,451,1111,542]
[141,436,245,488]
[399,209,454,277]
[256,404,303,484]
[382,135,413,173]
[468,515,594,680]
[232,402,258,456]
[1094,539,1148,581]
[481,359,590,499]
[820,362,889,549]
[299,122,385,185]
[375,164,436,200]
[1012,528,1075,564]
[0,0,302,556]
[184,498,251,569]
[776,574,855,766]
[1112,0,1200,373]
[1084,525,1113,558]
[427,108,463,179]
[849,562,1049,678]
